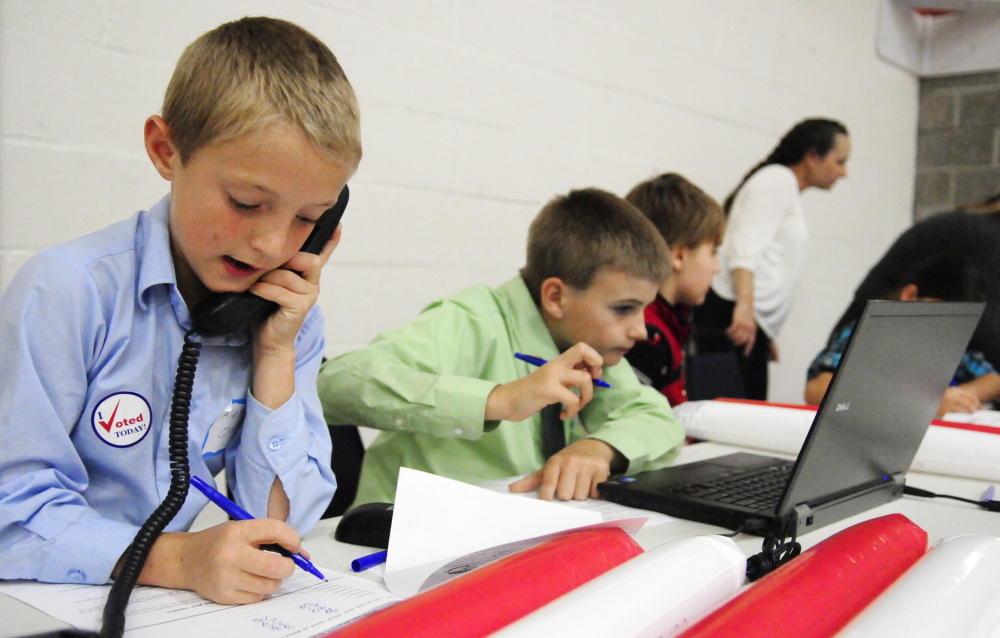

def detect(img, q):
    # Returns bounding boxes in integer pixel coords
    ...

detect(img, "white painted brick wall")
[0,0,919,404]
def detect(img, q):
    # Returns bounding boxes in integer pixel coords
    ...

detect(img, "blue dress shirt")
[0,195,336,585]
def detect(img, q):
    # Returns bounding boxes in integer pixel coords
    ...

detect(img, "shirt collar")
[136,193,177,311]
[135,193,248,345]
[496,276,562,361]
[654,293,692,324]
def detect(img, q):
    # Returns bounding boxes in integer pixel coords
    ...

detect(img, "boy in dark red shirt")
[624,174,726,405]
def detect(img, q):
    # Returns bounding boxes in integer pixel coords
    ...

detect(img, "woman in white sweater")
[693,119,851,400]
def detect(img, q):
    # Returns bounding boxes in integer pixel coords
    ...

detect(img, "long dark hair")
[723,118,848,214]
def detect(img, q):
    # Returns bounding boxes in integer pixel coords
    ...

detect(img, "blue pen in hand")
[189,475,325,581]
[514,352,613,389]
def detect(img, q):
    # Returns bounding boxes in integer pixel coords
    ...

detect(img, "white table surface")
[4,442,999,638]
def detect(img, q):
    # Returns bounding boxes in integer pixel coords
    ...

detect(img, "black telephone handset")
[192,185,349,337]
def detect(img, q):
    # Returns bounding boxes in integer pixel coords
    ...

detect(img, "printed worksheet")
[0,568,398,637]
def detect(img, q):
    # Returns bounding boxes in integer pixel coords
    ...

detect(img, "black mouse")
[334,502,394,549]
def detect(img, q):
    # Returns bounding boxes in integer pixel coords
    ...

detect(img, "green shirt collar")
[495,276,562,363]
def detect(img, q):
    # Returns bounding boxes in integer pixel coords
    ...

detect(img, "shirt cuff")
[231,391,309,518]
[588,427,684,476]
[37,513,140,585]
[588,431,650,472]
[400,374,499,439]
[727,258,758,273]
[242,390,309,474]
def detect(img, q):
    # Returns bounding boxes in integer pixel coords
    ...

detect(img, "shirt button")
[267,437,283,451]
[67,569,86,583]
[453,427,463,436]
[394,419,403,427]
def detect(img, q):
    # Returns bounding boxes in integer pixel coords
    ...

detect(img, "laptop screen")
[777,300,985,517]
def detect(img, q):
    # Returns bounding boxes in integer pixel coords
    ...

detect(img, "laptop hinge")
[893,471,905,484]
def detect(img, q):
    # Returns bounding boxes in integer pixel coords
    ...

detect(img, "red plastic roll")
[325,527,642,638]
[678,514,927,638]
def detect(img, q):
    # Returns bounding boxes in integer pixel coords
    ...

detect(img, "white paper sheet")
[476,475,679,527]
[491,535,746,638]
[676,400,1000,481]
[940,410,1000,427]
[838,534,1000,637]
[384,468,646,598]
[0,568,398,637]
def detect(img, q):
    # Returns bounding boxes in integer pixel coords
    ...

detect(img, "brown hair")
[625,173,725,249]
[162,17,361,166]
[520,188,669,303]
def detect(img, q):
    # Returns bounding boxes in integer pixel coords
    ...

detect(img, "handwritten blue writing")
[299,602,337,614]
[251,616,293,631]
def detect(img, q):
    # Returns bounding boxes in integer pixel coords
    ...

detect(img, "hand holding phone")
[192,185,349,337]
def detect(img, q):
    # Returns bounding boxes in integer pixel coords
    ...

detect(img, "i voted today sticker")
[91,392,152,448]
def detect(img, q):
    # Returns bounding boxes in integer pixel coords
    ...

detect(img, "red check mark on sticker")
[98,400,121,433]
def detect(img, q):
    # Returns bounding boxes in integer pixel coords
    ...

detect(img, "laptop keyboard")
[672,463,792,511]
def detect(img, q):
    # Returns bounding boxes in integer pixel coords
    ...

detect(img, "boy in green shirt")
[318,189,685,504]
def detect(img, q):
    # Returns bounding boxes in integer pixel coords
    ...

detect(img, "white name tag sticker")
[202,399,246,457]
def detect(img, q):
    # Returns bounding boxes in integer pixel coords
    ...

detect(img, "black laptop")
[599,300,986,538]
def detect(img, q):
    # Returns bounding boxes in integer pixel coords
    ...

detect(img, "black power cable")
[745,533,801,581]
[720,518,802,581]
[903,484,1000,512]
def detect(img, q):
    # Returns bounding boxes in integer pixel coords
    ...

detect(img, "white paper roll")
[674,400,1000,482]
[838,534,1000,637]
[489,535,745,638]
[909,425,1000,483]
[673,400,809,455]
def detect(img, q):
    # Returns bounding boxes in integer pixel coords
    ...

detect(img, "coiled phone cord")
[99,329,202,638]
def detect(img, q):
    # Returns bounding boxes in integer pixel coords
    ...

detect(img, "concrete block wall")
[915,71,1000,220]
[0,0,919,404]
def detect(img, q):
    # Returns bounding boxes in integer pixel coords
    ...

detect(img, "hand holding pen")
[485,343,608,423]
[515,352,612,388]
[190,476,325,581]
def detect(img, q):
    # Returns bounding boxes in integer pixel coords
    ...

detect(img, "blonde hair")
[626,173,726,249]
[520,188,669,303]
[162,17,361,166]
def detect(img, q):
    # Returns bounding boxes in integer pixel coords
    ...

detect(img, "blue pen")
[189,475,325,580]
[352,549,388,572]
[514,352,613,388]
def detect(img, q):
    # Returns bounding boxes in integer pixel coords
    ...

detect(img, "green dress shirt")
[318,276,685,504]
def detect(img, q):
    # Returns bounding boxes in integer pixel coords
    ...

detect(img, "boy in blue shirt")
[0,18,359,604]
